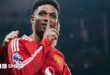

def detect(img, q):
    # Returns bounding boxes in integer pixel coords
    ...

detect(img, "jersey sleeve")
[63,63,72,75]
[8,38,51,75]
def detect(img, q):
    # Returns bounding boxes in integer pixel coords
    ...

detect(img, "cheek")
[34,19,44,33]
[50,20,58,28]
[34,19,41,30]
[33,16,43,26]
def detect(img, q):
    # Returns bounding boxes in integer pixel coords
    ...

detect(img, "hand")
[3,30,19,47]
[43,22,60,47]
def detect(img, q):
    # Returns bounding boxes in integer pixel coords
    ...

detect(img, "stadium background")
[0,0,110,75]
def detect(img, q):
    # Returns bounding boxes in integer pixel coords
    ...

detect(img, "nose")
[44,19,49,23]
[43,16,56,28]
[43,15,51,23]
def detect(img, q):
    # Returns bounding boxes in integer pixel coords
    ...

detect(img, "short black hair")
[32,0,60,14]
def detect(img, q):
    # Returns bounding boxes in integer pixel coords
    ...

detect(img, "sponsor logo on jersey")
[12,52,23,62]
[54,55,62,65]
[45,67,54,75]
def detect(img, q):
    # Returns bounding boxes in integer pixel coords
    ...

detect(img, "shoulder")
[54,48,64,57]
[8,35,33,51]
[20,35,32,41]
[48,48,66,66]
[49,47,65,59]
[11,35,32,44]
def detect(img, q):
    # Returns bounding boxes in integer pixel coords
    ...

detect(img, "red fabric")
[8,35,71,75]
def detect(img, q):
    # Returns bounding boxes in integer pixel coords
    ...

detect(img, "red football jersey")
[8,35,71,75]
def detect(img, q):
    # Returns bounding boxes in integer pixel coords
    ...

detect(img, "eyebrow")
[38,10,46,14]
[39,10,57,14]
[51,12,56,15]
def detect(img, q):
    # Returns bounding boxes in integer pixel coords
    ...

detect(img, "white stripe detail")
[11,40,14,53]
[45,67,54,75]
[13,46,43,69]
[12,39,20,52]
[16,39,19,51]
[13,39,17,52]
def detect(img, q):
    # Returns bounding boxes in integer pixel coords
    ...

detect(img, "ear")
[30,15,35,24]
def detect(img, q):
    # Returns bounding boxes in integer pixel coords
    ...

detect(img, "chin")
[37,30,44,39]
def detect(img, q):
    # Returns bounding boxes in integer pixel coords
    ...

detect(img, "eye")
[38,10,47,16]
[50,13,57,19]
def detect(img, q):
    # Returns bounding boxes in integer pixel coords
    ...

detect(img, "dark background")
[0,0,110,75]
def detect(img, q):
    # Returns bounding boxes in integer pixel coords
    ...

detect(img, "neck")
[29,33,41,43]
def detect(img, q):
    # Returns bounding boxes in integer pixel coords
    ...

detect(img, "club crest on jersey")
[12,53,23,62]
[54,55,62,65]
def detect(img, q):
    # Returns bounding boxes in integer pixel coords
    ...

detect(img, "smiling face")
[30,4,59,39]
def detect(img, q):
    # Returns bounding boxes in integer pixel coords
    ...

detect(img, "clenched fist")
[3,30,19,47]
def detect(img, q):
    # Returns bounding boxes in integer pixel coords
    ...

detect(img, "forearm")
[8,38,51,75]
